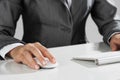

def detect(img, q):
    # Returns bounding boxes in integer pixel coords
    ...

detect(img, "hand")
[110,33,120,51]
[8,42,56,70]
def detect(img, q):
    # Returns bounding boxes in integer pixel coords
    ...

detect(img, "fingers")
[110,34,120,51]
[24,44,47,66]
[34,42,56,63]
[9,42,56,70]
[22,56,32,68]
[23,52,40,69]
[110,42,118,51]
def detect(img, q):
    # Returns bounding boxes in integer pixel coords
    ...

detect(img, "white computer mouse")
[34,58,58,69]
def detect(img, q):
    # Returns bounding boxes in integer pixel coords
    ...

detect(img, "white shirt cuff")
[0,43,24,59]
[107,32,120,44]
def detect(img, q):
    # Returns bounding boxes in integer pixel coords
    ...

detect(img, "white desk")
[1,42,120,80]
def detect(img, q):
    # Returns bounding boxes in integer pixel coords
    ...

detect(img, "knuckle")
[113,38,120,43]
[24,43,35,50]
[34,42,42,47]
[25,43,33,47]
[34,42,41,45]
[24,44,38,54]
[115,37,119,40]
[44,49,48,53]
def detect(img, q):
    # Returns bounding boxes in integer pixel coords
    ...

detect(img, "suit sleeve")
[0,0,25,49]
[91,0,120,45]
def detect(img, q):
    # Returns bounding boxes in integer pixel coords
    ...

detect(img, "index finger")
[34,42,56,63]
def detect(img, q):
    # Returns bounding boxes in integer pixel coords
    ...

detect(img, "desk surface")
[1,42,120,80]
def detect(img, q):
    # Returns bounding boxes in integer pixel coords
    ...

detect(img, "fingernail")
[35,65,39,70]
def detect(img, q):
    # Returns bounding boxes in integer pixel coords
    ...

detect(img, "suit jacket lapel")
[60,0,82,15]
[60,0,70,11]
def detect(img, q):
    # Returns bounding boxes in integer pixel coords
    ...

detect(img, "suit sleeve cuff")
[0,43,24,60]
[107,32,120,45]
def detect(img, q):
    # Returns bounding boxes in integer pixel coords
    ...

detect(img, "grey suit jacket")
[0,0,120,50]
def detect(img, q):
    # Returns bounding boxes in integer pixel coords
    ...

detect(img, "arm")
[0,0,25,49]
[91,0,120,50]
[0,0,56,69]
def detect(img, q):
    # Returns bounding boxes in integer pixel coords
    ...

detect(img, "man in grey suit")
[0,0,120,69]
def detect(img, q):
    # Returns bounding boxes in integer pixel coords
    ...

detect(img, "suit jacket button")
[61,27,71,33]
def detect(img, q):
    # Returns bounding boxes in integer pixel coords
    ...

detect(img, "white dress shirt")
[0,43,24,59]
[66,0,72,8]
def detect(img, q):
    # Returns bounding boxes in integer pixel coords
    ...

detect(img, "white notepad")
[73,51,120,65]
